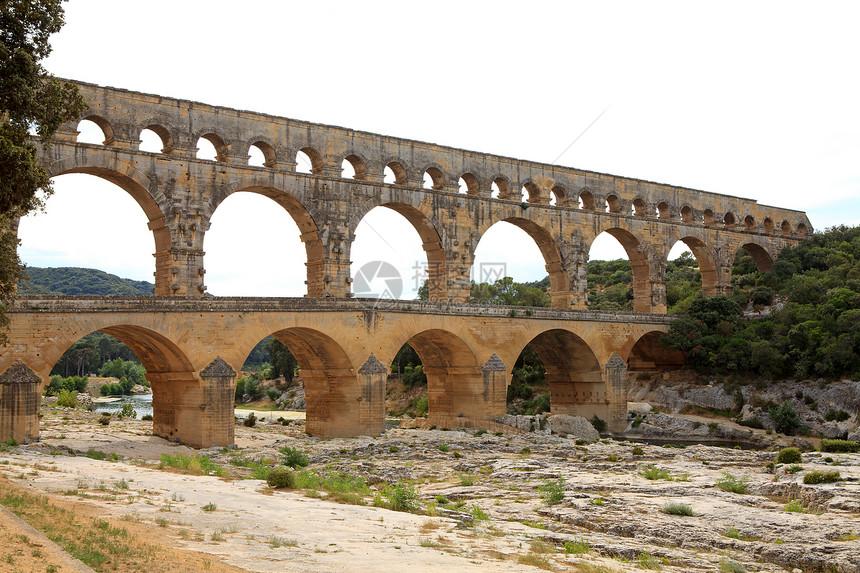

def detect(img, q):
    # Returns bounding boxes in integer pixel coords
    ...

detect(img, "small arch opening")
[681,205,693,223]
[796,222,808,237]
[492,177,510,199]
[781,220,792,236]
[76,118,110,145]
[657,202,671,219]
[248,145,266,167]
[249,141,276,168]
[763,217,775,234]
[702,209,715,225]
[342,154,367,180]
[579,191,596,210]
[297,147,323,175]
[384,161,408,185]
[423,167,445,190]
[605,194,622,213]
[459,173,480,195]
[196,134,227,162]
[632,198,648,217]
[522,182,540,203]
[551,185,565,207]
[139,125,172,154]
[724,212,736,227]
[744,215,756,231]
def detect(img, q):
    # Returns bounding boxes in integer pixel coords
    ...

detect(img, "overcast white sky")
[17,1,860,297]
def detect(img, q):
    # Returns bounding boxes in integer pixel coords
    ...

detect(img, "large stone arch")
[668,235,720,296]
[256,327,368,438]
[736,240,776,272]
[514,328,605,419]
[626,330,685,371]
[394,328,490,423]
[348,199,449,301]
[39,323,227,447]
[587,225,653,313]
[472,215,572,308]
[206,183,325,296]
[42,154,174,295]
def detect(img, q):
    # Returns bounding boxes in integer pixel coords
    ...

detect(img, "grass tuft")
[661,502,693,516]
[715,472,748,494]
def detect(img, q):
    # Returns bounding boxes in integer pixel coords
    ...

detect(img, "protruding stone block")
[604,353,628,433]
[481,354,508,419]
[0,361,41,443]
[197,357,237,447]
[356,353,387,435]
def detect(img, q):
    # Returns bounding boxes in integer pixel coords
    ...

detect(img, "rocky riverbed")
[1,405,859,572]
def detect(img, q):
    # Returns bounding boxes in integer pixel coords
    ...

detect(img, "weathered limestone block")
[0,361,41,443]
[547,414,599,441]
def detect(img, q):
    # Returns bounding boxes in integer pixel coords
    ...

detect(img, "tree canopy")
[663,225,860,380]
[1,0,86,342]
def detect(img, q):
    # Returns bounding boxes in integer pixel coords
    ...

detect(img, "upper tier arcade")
[34,80,810,312]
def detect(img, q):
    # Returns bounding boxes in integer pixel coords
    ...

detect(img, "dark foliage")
[19,267,155,296]
[662,225,860,380]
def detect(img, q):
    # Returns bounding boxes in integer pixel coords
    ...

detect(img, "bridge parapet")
[10,296,675,325]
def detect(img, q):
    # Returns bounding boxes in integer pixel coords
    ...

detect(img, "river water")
[93,394,153,419]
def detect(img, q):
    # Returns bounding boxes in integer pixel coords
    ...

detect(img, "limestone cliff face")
[628,372,860,439]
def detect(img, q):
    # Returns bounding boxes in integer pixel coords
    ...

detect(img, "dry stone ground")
[0,406,858,572]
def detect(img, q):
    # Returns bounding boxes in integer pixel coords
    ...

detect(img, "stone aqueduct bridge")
[0,80,811,446]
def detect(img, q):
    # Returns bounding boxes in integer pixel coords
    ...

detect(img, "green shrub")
[118,403,136,419]
[803,471,841,484]
[784,498,803,512]
[159,453,223,476]
[56,389,78,408]
[589,415,606,433]
[234,378,245,401]
[141,414,153,421]
[776,447,802,464]
[537,476,565,505]
[85,448,107,460]
[377,481,421,513]
[563,537,590,554]
[820,439,860,453]
[279,446,309,468]
[719,559,747,573]
[631,414,644,428]
[266,387,281,401]
[737,417,764,429]
[769,401,800,435]
[631,446,644,456]
[662,502,693,516]
[470,505,489,522]
[243,412,257,427]
[266,468,295,489]
[98,414,110,426]
[401,364,427,388]
[824,410,850,422]
[715,472,748,494]
[641,464,670,480]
